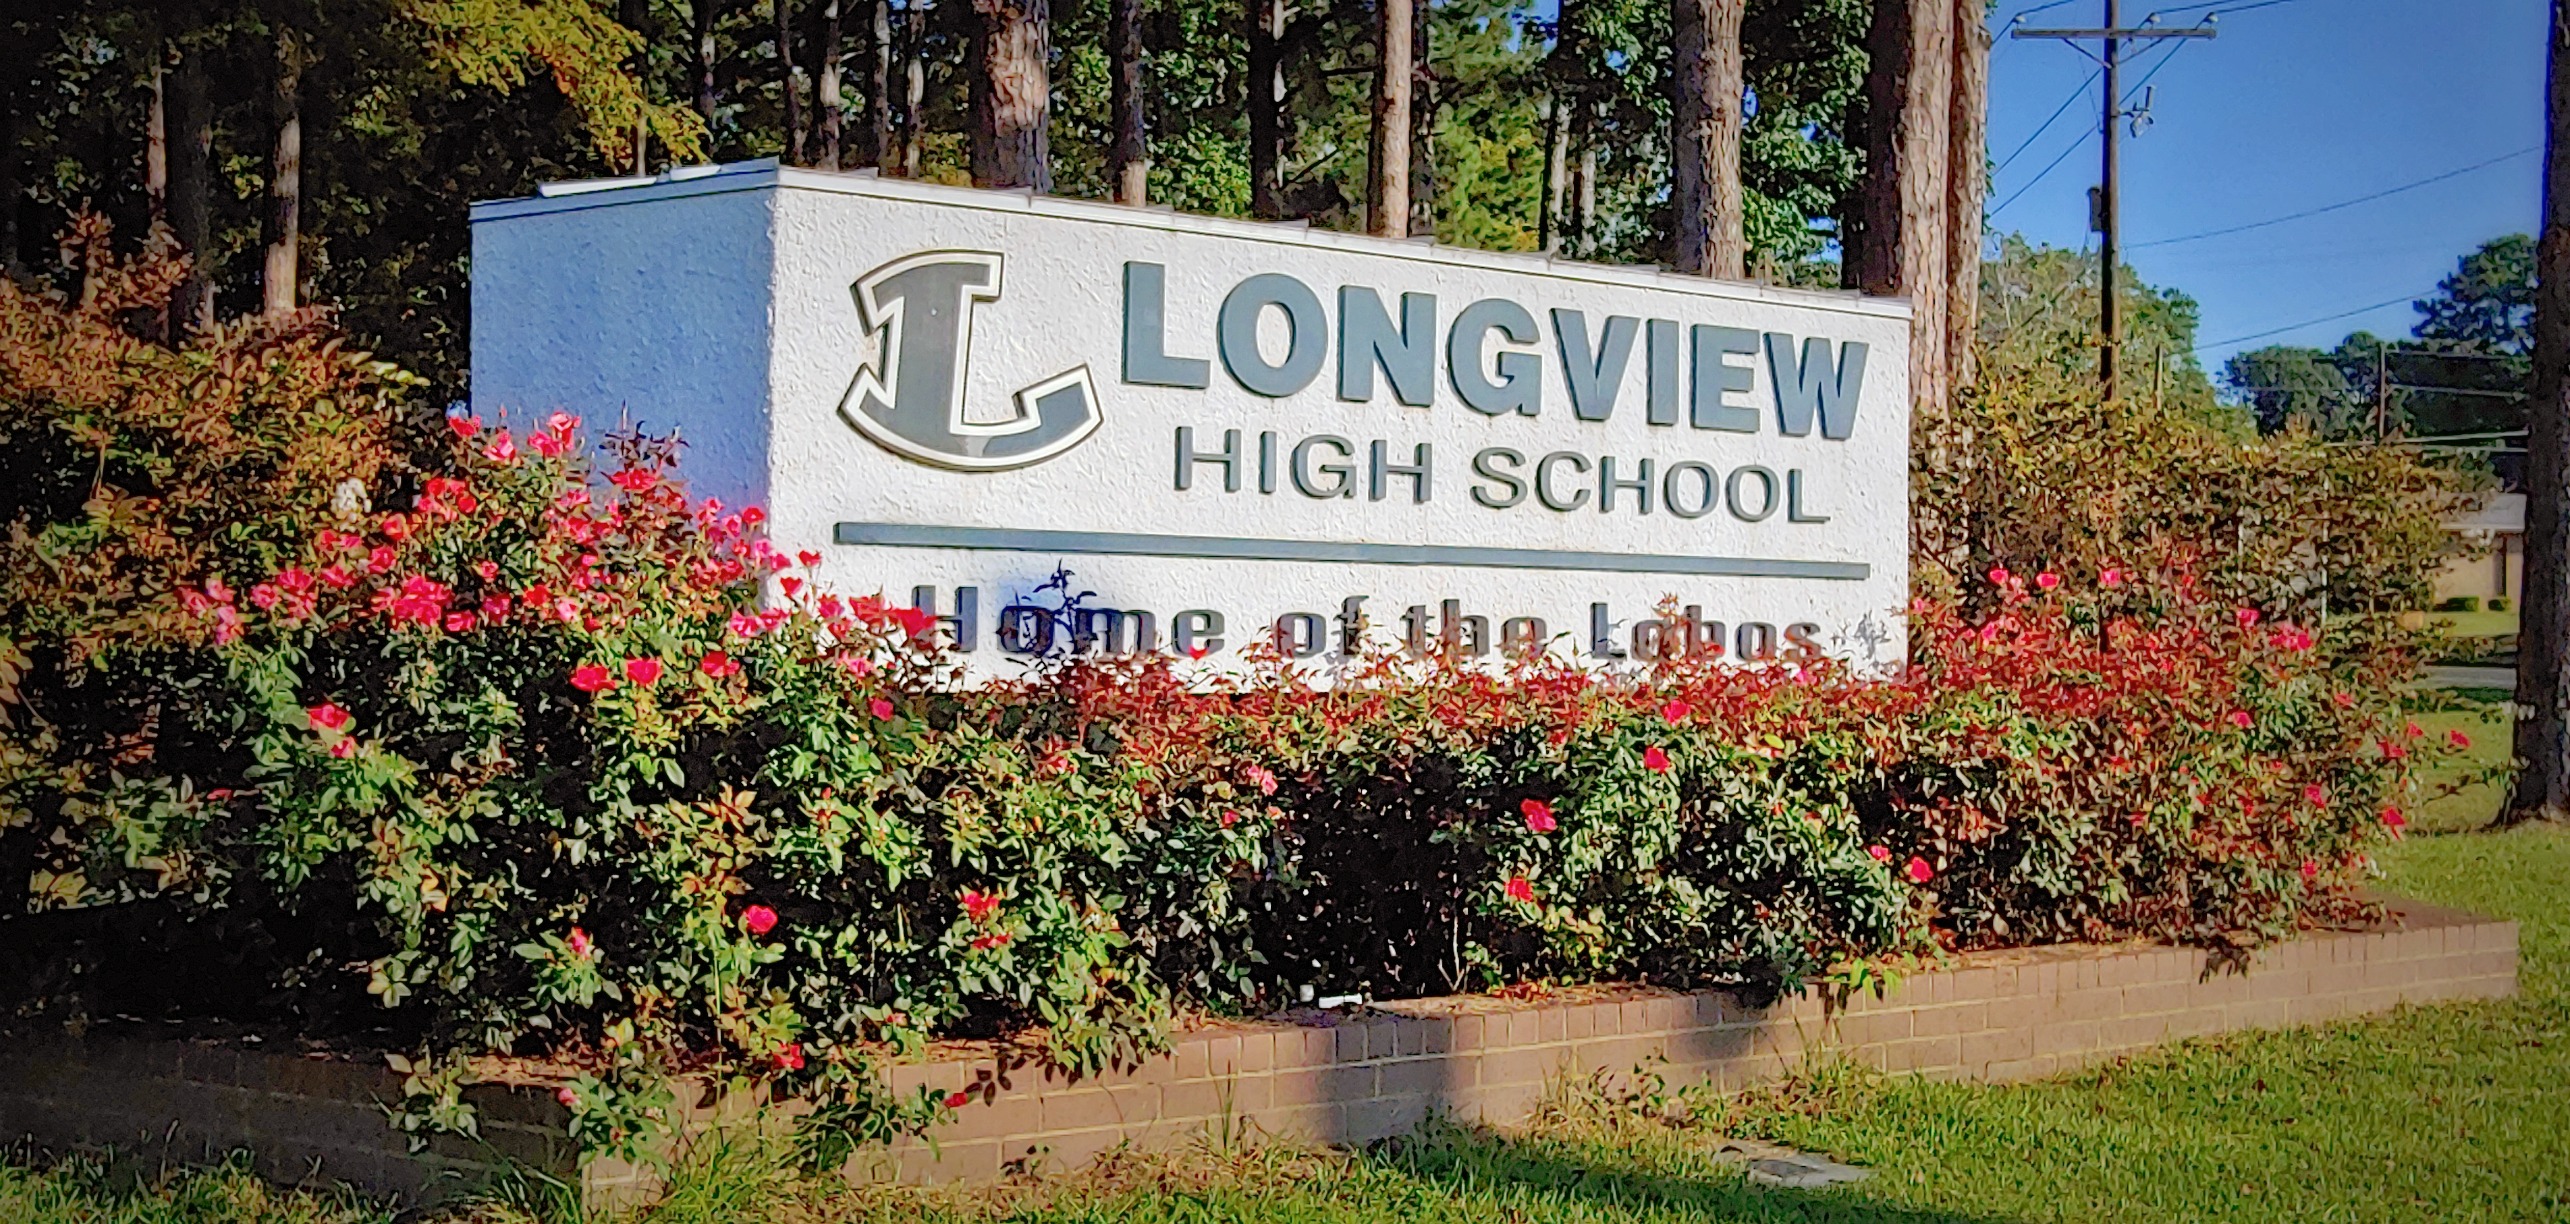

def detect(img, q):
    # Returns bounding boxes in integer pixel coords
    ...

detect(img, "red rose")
[1504,874,1536,904]
[1659,700,1692,725]
[2303,784,2326,806]
[2380,805,2407,831]
[1867,844,1891,862]
[1520,798,1557,834]
[870,697,895,720]
[2035,571,2060,590]
[307,702,352,732]
[960,889,1000,923]
[2228,711,2253,730]
[624,657,664,686]
[1642,745,1672,773]
[742,905,779,936]
[2448,729,2471,749]
[2300,860,2320,881]
[891,606,938,638]
[447,414,481,438]
[1905,856,1935,884]
[556,1086,579,1108]
[329,739,356,759]
[2100,568,2123,588]
[570,663,615,693]
[773,1043,804,1071]
[567,927,593,958]
[701,650,741,678]
[2236,607,2261,628]
[945,1090,972,1109]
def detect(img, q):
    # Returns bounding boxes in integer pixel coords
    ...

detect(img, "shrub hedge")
[0,231,2456,1158]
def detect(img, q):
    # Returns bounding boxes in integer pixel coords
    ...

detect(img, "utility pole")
[2013,3,2212,401]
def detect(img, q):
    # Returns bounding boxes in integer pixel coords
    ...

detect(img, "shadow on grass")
[1357,1120,2019,1224]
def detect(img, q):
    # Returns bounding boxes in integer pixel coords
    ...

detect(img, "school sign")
[469,160,1910,674]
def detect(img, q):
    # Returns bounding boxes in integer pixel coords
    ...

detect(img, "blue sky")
[1987,0,2549,371]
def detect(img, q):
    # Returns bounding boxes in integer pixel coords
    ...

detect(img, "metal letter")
[839,250,1103,470]
[1471,447,1527,508]
[1219,273,1328,397]
[1726,465,1780,522]
[1766,334,1868,440]
[1338,287,1437,405]
[1123,262,1212,387]
[1291,434,1356,499]
[1599,456,1653,515]
[1369,440,1432,503]
[1448,298,1542,416]
[1787,469,1830,523]
[1173,609,1225,655]
[1534,451,1591,511]
[1174,426,1242,492]
[1646,319,1681,426]
[1662,461,1718,519]
[1690,324,1760,432]
[1553,309,1638,422]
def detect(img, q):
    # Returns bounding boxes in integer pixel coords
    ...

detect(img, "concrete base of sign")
[0,898,2517,1208]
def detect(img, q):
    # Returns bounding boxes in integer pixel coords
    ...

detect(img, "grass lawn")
[2431,611,2521,641]
[9,829,2567,1222]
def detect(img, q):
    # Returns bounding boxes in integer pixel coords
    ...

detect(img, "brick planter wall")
[0,898,2517,1206]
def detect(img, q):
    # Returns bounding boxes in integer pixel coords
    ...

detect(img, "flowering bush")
[0,253,2450,1159]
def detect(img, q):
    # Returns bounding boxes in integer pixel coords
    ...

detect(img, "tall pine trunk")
[866,0,892,165]
[815,0,843,168]
[697,0,723,129]
[2505,0,2570,826]
[1669,0,1744,277]
[622,0,652,173]
[264,29,302,318]
[1407,0,1432,236]
[899,1,924,176]
[1851,0,1953,424]
[970,0,1050,188]
[1246,0,1285,218]
[1108,0,1148,203]
[147,61,169,226]
[1945,0,1989,390]
[1368,0,1412,236]
[168,41,213,332]
[777,0,804,163]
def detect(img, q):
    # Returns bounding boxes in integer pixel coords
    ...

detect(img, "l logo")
[836,250,1104,471]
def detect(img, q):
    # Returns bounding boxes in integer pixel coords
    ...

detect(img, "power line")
[1996,68,2104,172]
[2131,147,2540,249]
[1990,128,2094,217]
[2195,291,2426,352]
[1988,37,2190,219]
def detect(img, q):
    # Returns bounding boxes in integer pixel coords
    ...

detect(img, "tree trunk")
[815,0,843,167]
[1538,93,1564,252]
[1246,0,1285,218]
[866,0,892,165]
[147,61,169,226]
[1852,0,1953,425]
[167,41,213,333]
[970,0,1051,189]
[777,0,804,163]
[621,0,652,173]
[1368,0,1412,237]
[264,28,302,318]
[2505,0,2570,827]
[1109,0,1148,203]
[899,1,924,176]
[1945,0,1988,390]
[1669,0,1744,277]
[1407,0,1433,237]
[697,0,723,130]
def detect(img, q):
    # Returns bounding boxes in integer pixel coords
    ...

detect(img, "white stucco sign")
[470,160,1911,674]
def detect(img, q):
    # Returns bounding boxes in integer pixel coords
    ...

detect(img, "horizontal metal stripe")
[833,522,1870,581]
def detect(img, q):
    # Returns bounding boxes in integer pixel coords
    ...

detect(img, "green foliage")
[2414,232,2535,357]
[1976,236,2224,422]
[1937,287,2473,626]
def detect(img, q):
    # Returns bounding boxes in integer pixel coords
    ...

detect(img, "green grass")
[11,828,2570,1224]
[2409,695,2516,832]
[2431,610,2521,641]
